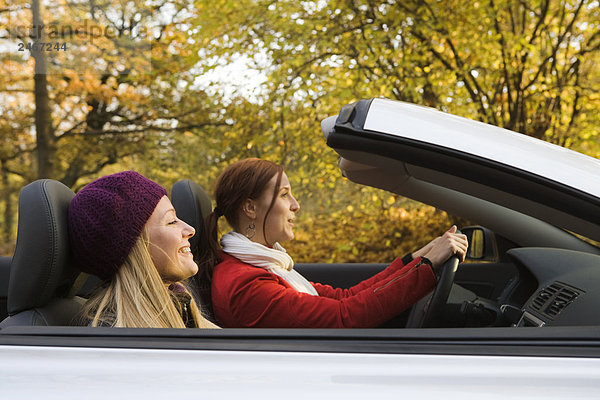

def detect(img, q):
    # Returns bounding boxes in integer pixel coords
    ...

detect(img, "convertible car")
[1,98,600,398]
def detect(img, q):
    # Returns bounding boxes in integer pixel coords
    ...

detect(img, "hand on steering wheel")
[405,227,467,328]
[423,225,468,268]
[421,254,460,328]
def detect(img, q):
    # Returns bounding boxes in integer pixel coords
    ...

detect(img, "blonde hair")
[82,230,218,328]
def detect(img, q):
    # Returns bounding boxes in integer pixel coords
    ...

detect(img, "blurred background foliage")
[0,0,599,261]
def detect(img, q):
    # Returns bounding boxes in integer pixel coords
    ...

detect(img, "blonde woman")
[68,171,217,328]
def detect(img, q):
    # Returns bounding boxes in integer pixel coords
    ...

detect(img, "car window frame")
[2,325,600,358]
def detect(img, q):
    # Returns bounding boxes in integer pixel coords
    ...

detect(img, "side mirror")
[461,225,498,262]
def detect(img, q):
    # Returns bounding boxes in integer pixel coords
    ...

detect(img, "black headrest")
[171,179,216,322]
[171,179,212,258]
[6,179,78,315]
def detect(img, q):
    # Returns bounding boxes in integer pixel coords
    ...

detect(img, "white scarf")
[220,231,318,296]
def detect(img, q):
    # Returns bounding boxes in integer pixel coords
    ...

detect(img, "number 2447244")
[18,42,67,52]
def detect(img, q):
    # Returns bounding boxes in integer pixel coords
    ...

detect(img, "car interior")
[1,100,600,332]
[0,179,85,328]
[0,176,391,328]
[319,99,600,329]
[1,167,600,331]
[308,153,600,328]
[0,257,9,322]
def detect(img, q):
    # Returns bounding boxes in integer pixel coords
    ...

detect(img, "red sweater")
[211,253,437,328]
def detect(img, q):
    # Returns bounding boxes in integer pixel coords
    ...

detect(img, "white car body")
[2,345,600,399]
[2,98,600,398]
[363,98,600,198]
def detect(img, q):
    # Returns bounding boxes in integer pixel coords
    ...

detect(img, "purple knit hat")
[68,171,167,280]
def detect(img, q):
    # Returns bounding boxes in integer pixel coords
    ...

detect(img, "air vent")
[530,282,582,320]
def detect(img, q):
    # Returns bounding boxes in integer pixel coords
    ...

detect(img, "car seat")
[0,179,85,328]
[0,256,11,321]
[171,179,215,322]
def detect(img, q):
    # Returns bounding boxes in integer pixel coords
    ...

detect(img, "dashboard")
[505,248,600,327]
[443,247,600,329]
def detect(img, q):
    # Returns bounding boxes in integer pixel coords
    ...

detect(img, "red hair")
[198,158,284,280]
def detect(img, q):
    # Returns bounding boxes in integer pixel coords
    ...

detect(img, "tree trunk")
[32,0,54,179]
[1,162,13,245]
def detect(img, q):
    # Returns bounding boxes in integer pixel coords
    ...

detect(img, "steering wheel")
[405,254,460,328]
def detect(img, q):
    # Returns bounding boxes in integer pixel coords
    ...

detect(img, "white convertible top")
[364,98,600,199]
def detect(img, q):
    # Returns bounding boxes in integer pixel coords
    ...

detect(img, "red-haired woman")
[199,158,467,328]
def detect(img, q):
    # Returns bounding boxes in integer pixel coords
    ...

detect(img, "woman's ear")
[242,198,257,219]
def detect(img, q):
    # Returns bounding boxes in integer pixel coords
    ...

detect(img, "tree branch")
[522,0,585,92]
[58,120,232,139]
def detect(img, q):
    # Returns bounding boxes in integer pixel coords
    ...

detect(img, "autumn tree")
[194,0,600,148]
[189,0,600,261]
[0,0,227,249]
[1,0,599,260]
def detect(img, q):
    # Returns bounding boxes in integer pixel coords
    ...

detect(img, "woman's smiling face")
[146,196,198,283]
[253,172,300,246]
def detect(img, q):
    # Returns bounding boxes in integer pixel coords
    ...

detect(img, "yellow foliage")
[286,204,467,263]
